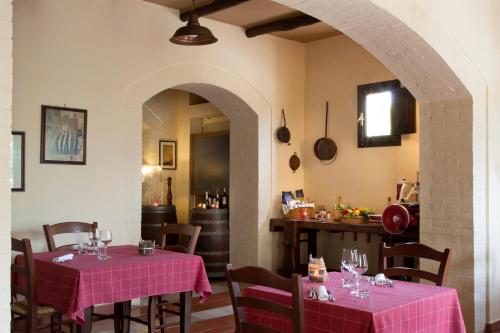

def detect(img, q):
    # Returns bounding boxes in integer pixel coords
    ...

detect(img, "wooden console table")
[270,218,419,277]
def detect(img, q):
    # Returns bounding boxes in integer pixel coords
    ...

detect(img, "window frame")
[357,79,401,148]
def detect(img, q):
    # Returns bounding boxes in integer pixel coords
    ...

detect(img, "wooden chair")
[225,264,304,333]
[43,221,98,251]
[378,242,451,286]
[11,237,74,332]
[124,223,201,333]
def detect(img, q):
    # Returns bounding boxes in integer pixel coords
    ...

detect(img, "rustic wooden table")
[269,218,419,277]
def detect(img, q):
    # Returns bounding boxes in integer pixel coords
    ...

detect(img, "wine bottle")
[205,191,210,209]
[222,187,228,209]
[215,187,221,209]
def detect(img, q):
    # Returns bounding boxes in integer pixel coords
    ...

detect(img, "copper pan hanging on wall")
[276,109,291,144]
[314,101,337,164]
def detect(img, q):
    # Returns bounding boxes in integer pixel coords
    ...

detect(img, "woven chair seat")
[11,300,57,316]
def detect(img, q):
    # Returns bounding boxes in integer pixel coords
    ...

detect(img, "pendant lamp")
[170,0,218,46]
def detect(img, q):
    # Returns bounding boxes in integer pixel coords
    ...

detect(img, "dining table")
[22,245,212,333]
[244,271,466,333]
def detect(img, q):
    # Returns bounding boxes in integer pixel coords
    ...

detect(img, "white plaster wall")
[304,35,419,272]
[11,0,305,272]
[0,0,11,329]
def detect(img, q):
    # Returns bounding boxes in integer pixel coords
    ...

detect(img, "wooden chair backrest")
[43,221,98,252]
[160,223,201,255]
[11,237,37,321]
[378,242,451,286]
[225,264,304,333]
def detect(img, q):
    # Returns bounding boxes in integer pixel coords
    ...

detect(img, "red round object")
[382,204,410,234]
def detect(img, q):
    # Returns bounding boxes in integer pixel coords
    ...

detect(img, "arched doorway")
[274,0,487,330]
[123,62,273,269]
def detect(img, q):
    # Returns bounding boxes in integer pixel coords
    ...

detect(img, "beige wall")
[11,0,305,270]
[304,35,419,271]
[305,35,419,212]
[0,0,11,330]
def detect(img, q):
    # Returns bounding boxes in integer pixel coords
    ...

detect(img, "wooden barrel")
[141,205,177,245]
[190,208,229,278]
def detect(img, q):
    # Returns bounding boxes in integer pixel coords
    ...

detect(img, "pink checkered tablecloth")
[28,245,211,324]
[244,272,465,333]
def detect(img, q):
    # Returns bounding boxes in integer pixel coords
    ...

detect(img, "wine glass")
[100,230,112,260]
[352,252,368,297]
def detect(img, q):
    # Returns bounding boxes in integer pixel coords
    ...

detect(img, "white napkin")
[313,285,329,302]
[52,253,74,263]
[375,273,387,285]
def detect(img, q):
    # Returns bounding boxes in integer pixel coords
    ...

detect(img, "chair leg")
[50,313,61,333]
[157,297,166,333]
[27,311,37,333]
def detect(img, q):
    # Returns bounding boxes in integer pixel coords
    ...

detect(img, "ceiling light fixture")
[170,0,218,46]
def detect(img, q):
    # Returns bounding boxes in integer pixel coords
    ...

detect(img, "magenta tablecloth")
[244,272,465,333]
[31,245,211,324]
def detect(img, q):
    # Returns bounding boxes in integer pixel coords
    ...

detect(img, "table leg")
[307,231,317,258]
[77,307,92,333]
[114,301,131,333]
[180,291,192,333]
[280,220,299,277]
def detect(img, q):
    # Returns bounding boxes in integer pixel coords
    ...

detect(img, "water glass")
[77,242,88,255]
[96,241,106,260]
[351,252,368,296]
[88,228,100,255]
[356,276,371,298]
[341,249,355,288]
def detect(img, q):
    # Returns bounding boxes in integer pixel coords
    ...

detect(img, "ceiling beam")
[245,14,320,38]
[180,0,250,22]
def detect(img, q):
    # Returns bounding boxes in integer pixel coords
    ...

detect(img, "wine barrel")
[190,208,229,278]
[141,205,177,245]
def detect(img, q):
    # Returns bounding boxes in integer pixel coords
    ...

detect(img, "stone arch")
[275,0,486,330]
[123,62,273,269]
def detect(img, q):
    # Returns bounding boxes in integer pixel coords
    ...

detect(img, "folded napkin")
[313,285,330,302]
[52,253,74,263]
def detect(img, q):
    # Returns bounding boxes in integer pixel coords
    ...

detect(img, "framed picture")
[41,105,87,165]
[159,140,177,170]
[11,131,25,192]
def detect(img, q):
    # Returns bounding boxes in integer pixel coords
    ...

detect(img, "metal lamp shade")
[170,13,217,46]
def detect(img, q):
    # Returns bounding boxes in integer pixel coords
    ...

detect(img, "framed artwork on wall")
[159,140,177,170]
[40,105,87,165]
[11,131,25,192]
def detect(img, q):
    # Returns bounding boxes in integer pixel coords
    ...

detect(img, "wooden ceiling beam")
[180,0,250,22]
[245,14,320,38]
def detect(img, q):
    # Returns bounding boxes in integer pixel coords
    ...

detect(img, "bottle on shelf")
[215,187,221,209]
[204,191,210,209]
[221,187,228,209]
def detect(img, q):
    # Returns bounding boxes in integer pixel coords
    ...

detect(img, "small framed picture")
[159,140,177,170]
[11,131,25,192]
[40,105,87,165]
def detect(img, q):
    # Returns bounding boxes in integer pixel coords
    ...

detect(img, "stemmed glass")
[88,228,100,255]
[100,230,112,260]
[341,249,356,288]
[351,252,369,297]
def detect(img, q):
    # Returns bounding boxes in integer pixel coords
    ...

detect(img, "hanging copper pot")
[277,109,291,144]
[314,102,337,163]
[289,152,300,172]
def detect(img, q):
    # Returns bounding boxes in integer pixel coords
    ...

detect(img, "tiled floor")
[16,280,236,333]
